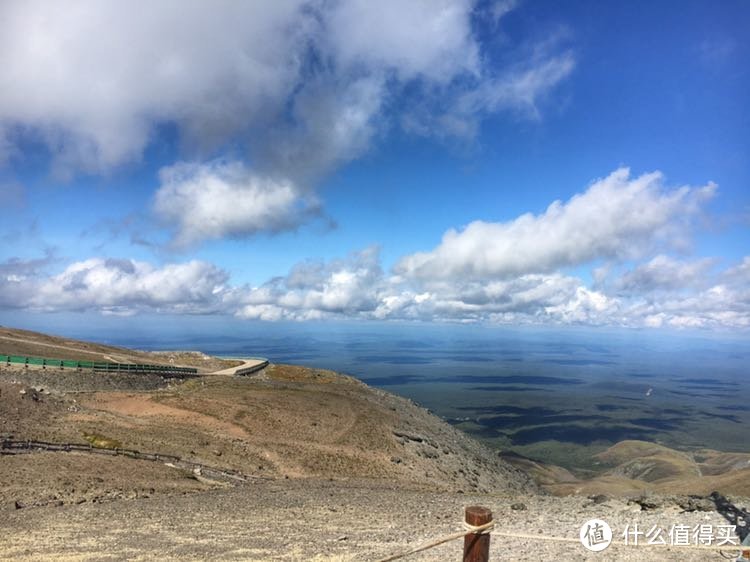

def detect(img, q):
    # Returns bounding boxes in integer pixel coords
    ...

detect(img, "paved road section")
[210,359,268,376]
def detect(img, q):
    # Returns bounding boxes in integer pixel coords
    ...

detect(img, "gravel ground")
[1,477,747,561]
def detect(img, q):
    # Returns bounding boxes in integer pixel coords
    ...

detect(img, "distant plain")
[109,325,750,475]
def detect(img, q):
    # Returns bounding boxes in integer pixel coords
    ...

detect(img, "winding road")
[210,359,268,376]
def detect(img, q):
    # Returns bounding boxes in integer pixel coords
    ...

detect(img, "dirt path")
[210,359,267,375]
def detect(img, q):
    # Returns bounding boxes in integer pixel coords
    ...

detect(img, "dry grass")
[82,432,122,450]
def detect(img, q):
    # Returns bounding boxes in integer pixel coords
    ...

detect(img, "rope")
[376,521,494,562]
[462,521,494,535]
[376,521,747,562]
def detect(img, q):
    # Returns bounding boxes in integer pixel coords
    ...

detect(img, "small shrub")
[82,431,122,449]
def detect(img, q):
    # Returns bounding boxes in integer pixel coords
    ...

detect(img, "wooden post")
[463,506,492,562]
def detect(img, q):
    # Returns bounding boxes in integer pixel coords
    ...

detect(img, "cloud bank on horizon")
[0,1,748,331]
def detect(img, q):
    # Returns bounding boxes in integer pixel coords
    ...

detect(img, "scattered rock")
[392,430,424,443]
[417,446,439,459]
[589,494,609,505]
[678,496,714,512]
[630,495,666,511]
[511,502,527,511]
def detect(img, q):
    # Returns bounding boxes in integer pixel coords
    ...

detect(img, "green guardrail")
[0,354,197,375]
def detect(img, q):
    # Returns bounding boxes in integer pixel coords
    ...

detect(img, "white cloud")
[396,168,716,280]
[612,255,717,294]
[3,250,749,329]
[623,283,750,330]
[5,166,743,330]
[0,1,311,174]
[237,247,384,321]
[0,254,56,308]
[325,0,479,82]
[0,0,487,177]
[153,160,314,248]
[24,258,229,315]
[258,74,386,184]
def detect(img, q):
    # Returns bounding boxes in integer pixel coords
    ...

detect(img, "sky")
[0,0,748,334]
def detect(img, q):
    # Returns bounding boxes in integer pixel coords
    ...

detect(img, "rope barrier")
[377,519,747,561]
[376,521,494,562]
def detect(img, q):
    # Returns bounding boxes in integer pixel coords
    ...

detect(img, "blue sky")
[0,0,748,333]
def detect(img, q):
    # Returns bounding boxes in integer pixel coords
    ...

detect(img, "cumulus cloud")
[396,168,716,280]
[237,247,385,321]
[626,283,750,330]
[230,249,747,328]
[232,249,619,324]
[153,160,316,248]
[0,253,57,308]
[611,255,717,294]
[5,167,743,329]
[3,257,230,315]
[3,250,749,329]
[0,1,310,174]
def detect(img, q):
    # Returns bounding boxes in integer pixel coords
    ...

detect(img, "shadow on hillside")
[711,491,749,543]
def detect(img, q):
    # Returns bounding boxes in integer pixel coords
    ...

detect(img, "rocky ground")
[1,477,748,561]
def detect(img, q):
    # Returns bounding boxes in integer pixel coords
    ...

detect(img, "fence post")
[463,506,492,562]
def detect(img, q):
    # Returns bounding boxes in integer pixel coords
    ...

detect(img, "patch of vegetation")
[82,431,122,450]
